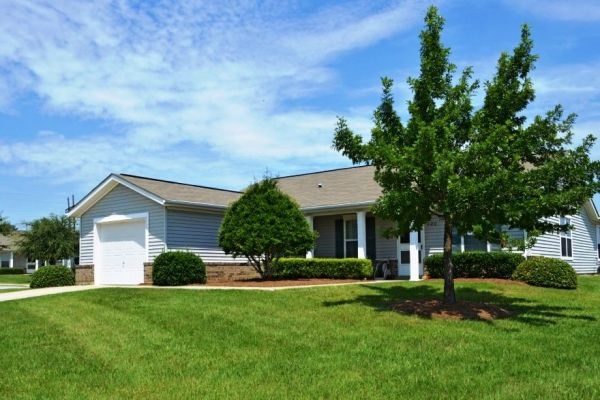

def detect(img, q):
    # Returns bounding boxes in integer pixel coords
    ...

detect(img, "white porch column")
[9,251,13,268]
[305,215,314,259]
[356,211,367,259]
[409,231,420,281]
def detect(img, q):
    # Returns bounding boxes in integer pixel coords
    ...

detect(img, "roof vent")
[317,183,323,188]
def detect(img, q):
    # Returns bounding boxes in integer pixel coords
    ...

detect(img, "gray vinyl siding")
[314,215,336,258]
[424,216,444,257]
[375,218,397,259]
[528,216,561,259]
[166,209,236,263]
[530,209,598,274]
[79,185,165,264]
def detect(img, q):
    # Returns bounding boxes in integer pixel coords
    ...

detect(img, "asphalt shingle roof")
[276,165,380,209]
[114,166,380,210]
[118,174,242,207]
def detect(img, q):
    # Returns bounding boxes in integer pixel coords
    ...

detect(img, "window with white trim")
[560,217,573,258]
[344,219,358,258]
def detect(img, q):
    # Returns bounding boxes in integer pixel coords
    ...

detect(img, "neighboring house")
[66,166,600,285]
[0,233,41,272]
[0,233,27,270]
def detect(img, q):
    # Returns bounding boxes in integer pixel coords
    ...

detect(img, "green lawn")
[1,277,599,399]
[0,274,31,285]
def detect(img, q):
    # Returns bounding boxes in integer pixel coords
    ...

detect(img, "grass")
[1,277,599,399]
[0,274,31,285]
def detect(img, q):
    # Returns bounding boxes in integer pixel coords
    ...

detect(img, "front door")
[397,230,422,277]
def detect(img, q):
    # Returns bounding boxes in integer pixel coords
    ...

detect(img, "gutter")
[300,201,376,214]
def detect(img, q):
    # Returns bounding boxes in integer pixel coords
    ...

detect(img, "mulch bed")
[392,299,514,321]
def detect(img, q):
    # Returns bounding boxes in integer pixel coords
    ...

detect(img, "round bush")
[152,251,206,286]
[512,257,577,289]
[30,265,75,288]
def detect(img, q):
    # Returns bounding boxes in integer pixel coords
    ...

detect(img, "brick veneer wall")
[74,264,94,285]
[205,263,259,281]
[143,262,153,284]
[142,262,258,284]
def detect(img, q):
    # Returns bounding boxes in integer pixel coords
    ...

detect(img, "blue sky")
[1,0,599,228]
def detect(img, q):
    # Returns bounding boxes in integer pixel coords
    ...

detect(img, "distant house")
[0,233,26,270]
[0,233,42,272]
[66,166,600,285]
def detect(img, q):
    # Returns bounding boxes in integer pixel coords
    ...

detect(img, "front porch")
[304,211,423,281]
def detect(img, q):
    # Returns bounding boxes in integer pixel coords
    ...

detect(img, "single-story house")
[0,233,27,270]
[66,166,600,285]
[0,233,44,273]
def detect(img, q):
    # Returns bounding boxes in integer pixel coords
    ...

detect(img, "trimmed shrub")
[30,265,75,288]
[512,257,577,289]
[0,268,25,275]
[424,251,525,279]
[152,251,206,286]
[272,258,372,280]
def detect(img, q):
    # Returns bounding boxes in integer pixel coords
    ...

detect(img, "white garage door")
[97,220,146,285]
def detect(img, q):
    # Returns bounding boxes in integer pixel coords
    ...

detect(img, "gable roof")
[0,233,20,251]
[66,173,242,217]
[276,165,379,211]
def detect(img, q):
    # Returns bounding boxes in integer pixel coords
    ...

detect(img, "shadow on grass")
[323,282,596,326]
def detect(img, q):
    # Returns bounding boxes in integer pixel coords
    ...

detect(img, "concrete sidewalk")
[0,280,392,302]
[0,285,97,302]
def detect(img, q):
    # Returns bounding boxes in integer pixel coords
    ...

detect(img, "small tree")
[18,215,79,265]
[333,6,599,304]
[0,213,17,236]
[218,178,316,279]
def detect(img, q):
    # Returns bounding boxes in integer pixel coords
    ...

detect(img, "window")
[560,217,573,258]
[345,219,358,258]
[451,229,488,253]
[0,252,9,268]
[464,233,487,252]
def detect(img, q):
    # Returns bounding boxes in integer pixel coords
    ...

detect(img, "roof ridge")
[118,173,243,194]
[276,164,372,180]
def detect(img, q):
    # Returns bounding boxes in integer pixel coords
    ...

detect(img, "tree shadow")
[322,282,596,326]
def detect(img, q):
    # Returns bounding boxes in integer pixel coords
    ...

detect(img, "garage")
[96,219,147,285]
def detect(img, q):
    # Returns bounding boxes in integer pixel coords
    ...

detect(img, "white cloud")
[0,0,424,186]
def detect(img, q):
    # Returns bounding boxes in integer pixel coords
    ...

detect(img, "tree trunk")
[443,220,456,304]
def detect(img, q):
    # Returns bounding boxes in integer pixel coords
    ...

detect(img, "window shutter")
[366,216,376,260]
[335,219,344,258]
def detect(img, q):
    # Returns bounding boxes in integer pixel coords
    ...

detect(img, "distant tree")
[333,6,599,304]
[18,215,79,265]
[0,213,17,236]
[218,178,317,279]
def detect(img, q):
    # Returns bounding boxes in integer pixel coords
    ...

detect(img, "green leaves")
[218,178,317,279]
[332,5,598,302]
[0,213,17,236]
[18,215,78,264]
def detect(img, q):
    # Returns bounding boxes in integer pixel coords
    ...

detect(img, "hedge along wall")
[272,258,373,279]
[424,251,525,279]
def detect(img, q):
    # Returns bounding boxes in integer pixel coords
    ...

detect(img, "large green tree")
[333,6,599,304]
[0,213,17,236]
[18,215,79,265]
[218,178,317,279]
